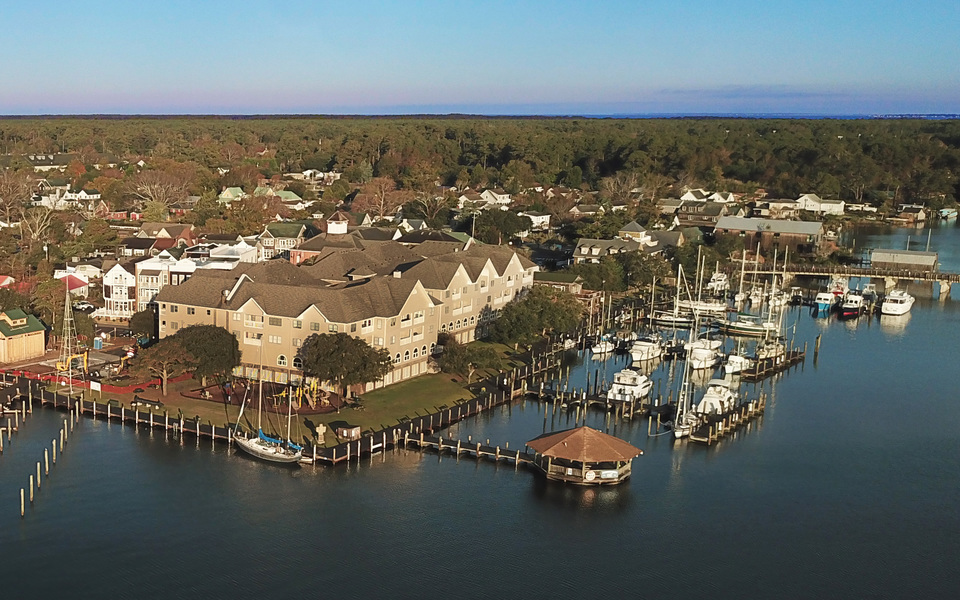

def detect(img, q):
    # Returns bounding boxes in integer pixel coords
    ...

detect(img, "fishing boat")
[692,379,738,420]
[234,384,303,464]
[881,289,916,315]
[839,290,864,318]
[602,368,653,403]
[814,290,838,313]
[789,286,804,305]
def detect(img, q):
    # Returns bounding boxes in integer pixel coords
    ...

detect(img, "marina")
[2,223,960,598]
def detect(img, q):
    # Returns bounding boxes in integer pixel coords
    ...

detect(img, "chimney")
[393,271,401,279]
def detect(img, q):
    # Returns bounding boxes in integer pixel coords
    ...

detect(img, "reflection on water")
[879,312,911,334]
[529,476,632,513]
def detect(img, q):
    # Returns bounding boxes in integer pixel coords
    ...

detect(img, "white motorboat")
[723,353,754,375]
[603,368,653,403]
[629,333,663,361]
[693,379,738,418]
[591,339,615,355]
[881,289,915,315]
[705,271,729,297]
[684,337,722,370]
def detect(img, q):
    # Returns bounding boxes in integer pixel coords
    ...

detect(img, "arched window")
[394,353,401,364]
[421,345,427,357]
[470,315,476,325]
[430,342,436,354]
[292,356,303,370]
[455,319,461,329]
[403,350,410,361]
[441,323,447,332]
[277,355,287,367]
[412,347,419,358]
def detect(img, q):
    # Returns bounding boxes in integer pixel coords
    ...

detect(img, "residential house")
[797,193,845,216]
[217,187,246,207]
[480,188,512,209]
[569,204,603,218]
[617,221,652,243]
[0,309,46,363]
[258,222,316,260]
[136,223,198,247]
[54,271,90,298]
[533,272,584,295]
[657,198,683,217]
[680,189,710,202]
[518,211,551,231]
[573,238,644,263]
[675,201,729,228]
[755,198,800,219]
[708,191,737,203]
[457,190,485,210]
[98,262,139,319]
[713,217,824,254]
[898,205,927,223]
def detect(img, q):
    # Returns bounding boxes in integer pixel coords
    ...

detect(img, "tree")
[472,210,532,244]
[296,333,392,397]
[31,278,66,332]
[352,177,411,221]
[0,287,31,312]
[131,338,194,396]
[129,308,157,342]
[173,325,242,386]
[128,166,191,211]
[490,286,582,346]
[437,339,502,384]
[0,169,32,226]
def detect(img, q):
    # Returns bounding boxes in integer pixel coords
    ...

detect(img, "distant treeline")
[2,116,958,207]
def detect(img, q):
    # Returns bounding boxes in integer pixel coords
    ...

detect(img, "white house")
[680,189,710,202]
[797,193,845,216]
[708,191,736,203]
[97,263,138,319]
[480,188,512,208]
[518,211,551,231]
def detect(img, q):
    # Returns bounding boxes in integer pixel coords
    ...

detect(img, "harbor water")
[3,224,960,599]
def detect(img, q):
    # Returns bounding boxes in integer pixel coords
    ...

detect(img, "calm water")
[3,226,960,599]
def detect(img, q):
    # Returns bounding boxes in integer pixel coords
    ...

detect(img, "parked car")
[73,301,95,312]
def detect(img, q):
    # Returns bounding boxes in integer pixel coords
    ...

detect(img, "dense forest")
[1,116,958,207]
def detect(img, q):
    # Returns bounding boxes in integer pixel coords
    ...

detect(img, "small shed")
[336,425,361,440]
[871,249,938,272]
[526,426,642,485]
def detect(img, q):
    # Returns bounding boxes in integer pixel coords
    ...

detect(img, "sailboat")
[234,381,303,464]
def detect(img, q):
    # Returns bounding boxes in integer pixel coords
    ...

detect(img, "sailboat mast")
[286,384,293,444]
[257,375,263,433]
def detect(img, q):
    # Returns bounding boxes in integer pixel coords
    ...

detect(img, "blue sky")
[2,0,958,115]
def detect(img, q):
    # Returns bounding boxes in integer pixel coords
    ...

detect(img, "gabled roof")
[620,221,646,233]
[263,222,307,239]
[0,310,46,337]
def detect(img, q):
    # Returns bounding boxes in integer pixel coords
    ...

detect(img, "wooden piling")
[29,475,34,502]
[20,488,24,517]
[52,440,56,464]
[36,462,41,489]
[44,449,49,475]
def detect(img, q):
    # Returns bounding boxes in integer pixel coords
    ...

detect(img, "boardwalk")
[748,263,960,284]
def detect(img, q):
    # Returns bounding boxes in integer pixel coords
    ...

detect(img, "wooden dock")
[402,432,535,468]
[688,393,767,445]
[741,349,805,381]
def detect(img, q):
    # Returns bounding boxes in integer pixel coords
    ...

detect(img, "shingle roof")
[714,217,823,235]
[0,310,46,337]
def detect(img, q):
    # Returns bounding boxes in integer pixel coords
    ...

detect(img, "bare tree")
[600,172,639,205]
[353,177,410,221]
[18,207,56,251]
[640,173,673,202]
[414,192,453,225]
[128,168,191,212]
[0,170,33,225]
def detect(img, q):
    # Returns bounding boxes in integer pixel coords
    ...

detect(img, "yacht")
[713,312,778,337]
[629,333,663,361]
[705,271,729,297]
[591,339,615,355]
[603,368,653,403]
[684,337,723,370]
[693,379,738,420]
[881,289,915,315]
[723,353,754,375]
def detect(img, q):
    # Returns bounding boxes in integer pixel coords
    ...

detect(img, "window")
[268,335,282,344]
[269,317,282,326]
[187,307,195,315]
[293,320,302,329]
[292,357,303,370]
[310,322,319,331]
[412,347,419,359]
[350,323,357,333]
[455,319,461,329]
[233,313,241,321]
[170,322,178,330]
[404,350,410,361]
[170,305,178,313]
[277,355,287,367]
[394,353,401,364]
[362,319,372,328]
[206,310,211,316]
[328,324,338,332]
[245,314,263,328]
[421,345,427,357]
[390,318,397,327]
[293,338,302,347]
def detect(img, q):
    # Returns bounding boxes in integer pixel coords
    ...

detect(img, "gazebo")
[526,426,642,485]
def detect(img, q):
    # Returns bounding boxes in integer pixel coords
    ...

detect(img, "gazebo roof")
[526,426,642,463]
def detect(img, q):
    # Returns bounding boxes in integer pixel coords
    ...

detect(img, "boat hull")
[235,436,303,464]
